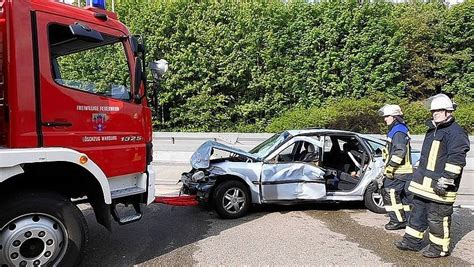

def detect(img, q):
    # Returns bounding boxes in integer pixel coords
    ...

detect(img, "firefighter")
[378,104,413,230]
[395,94,470,258]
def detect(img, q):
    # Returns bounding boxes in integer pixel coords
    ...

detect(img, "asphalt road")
[79,203,473,266]
[78,163,474,266]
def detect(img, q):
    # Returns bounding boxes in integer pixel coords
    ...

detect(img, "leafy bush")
[267,98,384,133]
[267,96,473,134]
[63,1,473,133]
[399,101,430,134]
[453,96,474,133]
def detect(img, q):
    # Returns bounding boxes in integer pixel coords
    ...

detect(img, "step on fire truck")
[0,0,169,265]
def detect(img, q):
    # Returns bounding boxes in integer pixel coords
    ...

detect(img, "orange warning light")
[79,155,88,164]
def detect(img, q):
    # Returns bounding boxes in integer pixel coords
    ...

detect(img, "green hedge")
[67,0,473,132]
[267,96,474,134]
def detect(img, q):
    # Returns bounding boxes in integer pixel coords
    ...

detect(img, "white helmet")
[378,104,403,117]
[425,94,455,111]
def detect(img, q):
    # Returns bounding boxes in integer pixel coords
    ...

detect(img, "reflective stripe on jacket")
[408,117,470,204]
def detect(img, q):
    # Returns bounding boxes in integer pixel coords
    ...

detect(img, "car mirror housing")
[149,59,168,81]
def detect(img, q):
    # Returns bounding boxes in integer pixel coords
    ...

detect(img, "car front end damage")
[180,140,259,203]
[181,167,220,202]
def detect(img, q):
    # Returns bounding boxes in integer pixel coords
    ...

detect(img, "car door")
[260,137,326,201]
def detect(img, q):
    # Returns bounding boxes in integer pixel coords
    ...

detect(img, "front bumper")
[181,172,216,202]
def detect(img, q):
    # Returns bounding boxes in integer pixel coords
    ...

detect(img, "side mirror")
[134,58,143,103]
[130,36,146,57]
[375,148,382,156]
[149,59,169,81]
[130,36,139,56]
[69,23,103,43]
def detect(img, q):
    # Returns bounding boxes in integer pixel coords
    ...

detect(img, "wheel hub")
[0,214,66,266]
[372,192,384,207]
[223,188,245,214]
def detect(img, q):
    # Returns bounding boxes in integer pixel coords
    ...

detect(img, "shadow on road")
[79,203,262,266]
[451,208,474,250]
[253,200,367,214]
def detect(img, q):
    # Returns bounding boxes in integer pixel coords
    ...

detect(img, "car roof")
[287,129,361,136]
[360,134,386,144]
[287,129,386,144]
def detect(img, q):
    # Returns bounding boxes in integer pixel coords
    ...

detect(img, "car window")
[276,143,296,163]
[250,131,291,159]
[365,139,385,156]
[309,136,324,148]
[49,24,131,101]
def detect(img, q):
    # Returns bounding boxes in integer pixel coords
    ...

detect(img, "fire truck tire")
[0,191,88,266]
[214,180,251,219]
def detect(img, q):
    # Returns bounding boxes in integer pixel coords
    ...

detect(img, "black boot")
[394,240,423,252]
[422,249,449,258]
[385,221,407,230]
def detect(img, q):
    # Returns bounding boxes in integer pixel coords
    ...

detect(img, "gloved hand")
[384,165,395,179]
[433,177,455,196]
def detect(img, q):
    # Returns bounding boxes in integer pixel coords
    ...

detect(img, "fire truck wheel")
[0,191,88,266]
[214,180,251,219]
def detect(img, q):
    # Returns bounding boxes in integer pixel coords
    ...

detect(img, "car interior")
[274,135,370,192]
[320,135,370,191]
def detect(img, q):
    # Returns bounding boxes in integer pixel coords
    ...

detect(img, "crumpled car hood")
[191,140,259,169]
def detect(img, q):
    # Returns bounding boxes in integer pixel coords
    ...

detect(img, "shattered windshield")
[249,131,291,159]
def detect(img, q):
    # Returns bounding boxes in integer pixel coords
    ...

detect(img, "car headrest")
[343,143,350,152]
[306,143,315,153]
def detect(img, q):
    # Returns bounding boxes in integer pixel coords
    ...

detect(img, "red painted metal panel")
[0,0,6,146]
[7,0,38,148]
[4,0,153,178]
[36,11,148,177]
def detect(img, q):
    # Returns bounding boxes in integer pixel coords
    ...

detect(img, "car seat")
[298,143,318,162]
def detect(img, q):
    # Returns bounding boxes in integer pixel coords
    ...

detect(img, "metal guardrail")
[153,132,474,164]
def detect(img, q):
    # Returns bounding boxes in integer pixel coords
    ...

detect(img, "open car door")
[260,137,326,202]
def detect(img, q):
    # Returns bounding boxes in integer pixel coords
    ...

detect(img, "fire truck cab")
[0,0,166,265]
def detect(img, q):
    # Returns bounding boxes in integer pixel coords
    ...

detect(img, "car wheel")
[0,191,88,266]
[364,183,386,214]
[214,180,250,219]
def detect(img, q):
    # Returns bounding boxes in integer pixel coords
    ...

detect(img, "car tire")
[0,191,88,266]
[214,180,251,219]
[364,183,386,214]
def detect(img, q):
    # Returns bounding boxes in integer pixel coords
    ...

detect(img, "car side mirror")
[375,148,382,156]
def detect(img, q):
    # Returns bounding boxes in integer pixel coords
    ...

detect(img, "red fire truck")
[0,0,167,265]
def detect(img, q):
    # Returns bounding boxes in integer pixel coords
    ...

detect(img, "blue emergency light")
[86,0,106,9]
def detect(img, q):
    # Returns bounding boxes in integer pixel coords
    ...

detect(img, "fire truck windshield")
[49,24,131,101]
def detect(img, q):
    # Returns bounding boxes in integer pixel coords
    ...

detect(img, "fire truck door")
[34,12,147,178]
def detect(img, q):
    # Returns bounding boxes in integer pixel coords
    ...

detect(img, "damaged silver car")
[181,129,396,219]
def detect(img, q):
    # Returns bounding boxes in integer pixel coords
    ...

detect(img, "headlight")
[191,170,206,182]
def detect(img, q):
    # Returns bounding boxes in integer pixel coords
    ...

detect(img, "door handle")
[42,121,73,127]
